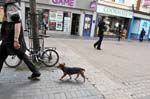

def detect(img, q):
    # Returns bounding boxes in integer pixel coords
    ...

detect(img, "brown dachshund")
[57,63,85,82]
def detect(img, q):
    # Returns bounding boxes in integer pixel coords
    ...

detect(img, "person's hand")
[14,40,20,49]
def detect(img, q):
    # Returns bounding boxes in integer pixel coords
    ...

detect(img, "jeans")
[0,42,40,74]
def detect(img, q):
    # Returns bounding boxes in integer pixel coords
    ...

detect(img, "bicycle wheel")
[42,49,59,67]
[5,55,22,68]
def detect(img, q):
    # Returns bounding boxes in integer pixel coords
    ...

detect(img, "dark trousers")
[94,35,103,49]
[0,42,39,74]
[139,36,144,42]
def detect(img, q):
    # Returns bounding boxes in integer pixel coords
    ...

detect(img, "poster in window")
[63,17,71,32]
[56,11,63,30]
[83,14,93,37]
[49,10,57,30]
[43,10,49,24]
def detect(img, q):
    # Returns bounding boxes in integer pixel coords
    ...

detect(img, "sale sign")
[50,0,76,7]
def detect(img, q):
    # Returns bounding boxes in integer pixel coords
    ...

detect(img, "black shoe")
[28,72,41,80]
[93,44,96,48]
[97,48,102,50]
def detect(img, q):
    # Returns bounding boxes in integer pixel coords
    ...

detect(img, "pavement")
[0,34,150,99]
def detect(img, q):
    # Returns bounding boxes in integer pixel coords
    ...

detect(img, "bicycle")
[5,31,59,68]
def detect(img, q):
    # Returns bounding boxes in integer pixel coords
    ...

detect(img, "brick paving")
[43,37,150,99]
[0,65,104,99]
[1,36,150,99]
[0,37,105,99]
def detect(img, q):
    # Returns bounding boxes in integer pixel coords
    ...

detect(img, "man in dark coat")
[0,0,41,79]
[139,28,146,42]
[94,19,106,50]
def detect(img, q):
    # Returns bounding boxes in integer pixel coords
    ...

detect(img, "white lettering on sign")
[97,5,133,18]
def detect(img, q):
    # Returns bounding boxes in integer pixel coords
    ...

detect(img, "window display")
[25,8,71,32]
[56,11,63,30]
[49,10,57,30]
[97,16,129,38]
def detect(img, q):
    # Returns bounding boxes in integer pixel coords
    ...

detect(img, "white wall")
[79,12,84,37]
[90,12,97,37]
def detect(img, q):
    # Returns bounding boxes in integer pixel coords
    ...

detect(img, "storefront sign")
[50,0,76,7]
[89,1,96,9]
[97,5,133,18]
[143,0,150,5]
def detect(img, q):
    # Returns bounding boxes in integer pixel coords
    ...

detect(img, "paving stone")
[3,37,150,99]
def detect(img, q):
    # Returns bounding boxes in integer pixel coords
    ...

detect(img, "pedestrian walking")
[43,18,47,35]
[139,28,146,42]
[94,18,106,50]
[0,0,41,79]
[118,24,122,41]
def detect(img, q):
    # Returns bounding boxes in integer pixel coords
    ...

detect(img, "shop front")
[128,12,150,40]
[21,0,96,37]
[96,5,133,38]
[24,1,76,35]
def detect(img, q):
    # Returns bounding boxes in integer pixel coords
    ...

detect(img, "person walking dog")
[0,0,41,79]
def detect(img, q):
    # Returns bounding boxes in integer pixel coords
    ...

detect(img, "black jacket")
[1,21,27,54]
[98,21,106,36]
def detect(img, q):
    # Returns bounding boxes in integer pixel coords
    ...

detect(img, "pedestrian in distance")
[43,18,47,35]
[118,24,122,41]
[139,28,146,42]
[0,0,41,80]
[94,18,106,50]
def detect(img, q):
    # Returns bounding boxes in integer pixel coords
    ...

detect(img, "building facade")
[21,0,96,37]
[96,0,150,40]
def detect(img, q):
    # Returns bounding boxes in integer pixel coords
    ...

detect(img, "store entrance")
[71,14,80,35]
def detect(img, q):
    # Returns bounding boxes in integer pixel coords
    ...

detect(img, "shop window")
[63,12,71,32]
[25,8,71,32]
[49,10,63,31]
[25,8,43,30]
[97,16,129,38]
[48,10,71,32]
[42,9,49,30]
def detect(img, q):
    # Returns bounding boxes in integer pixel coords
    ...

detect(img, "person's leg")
[97,35,103,50]
[118,35,121,41]
[139,37,142,42]
[141,36,144,42]
[94,40,98,48]
[0,44,8,72]
[15,49,41,77]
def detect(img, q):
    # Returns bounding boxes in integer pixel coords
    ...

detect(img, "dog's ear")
[63,63,65,65]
